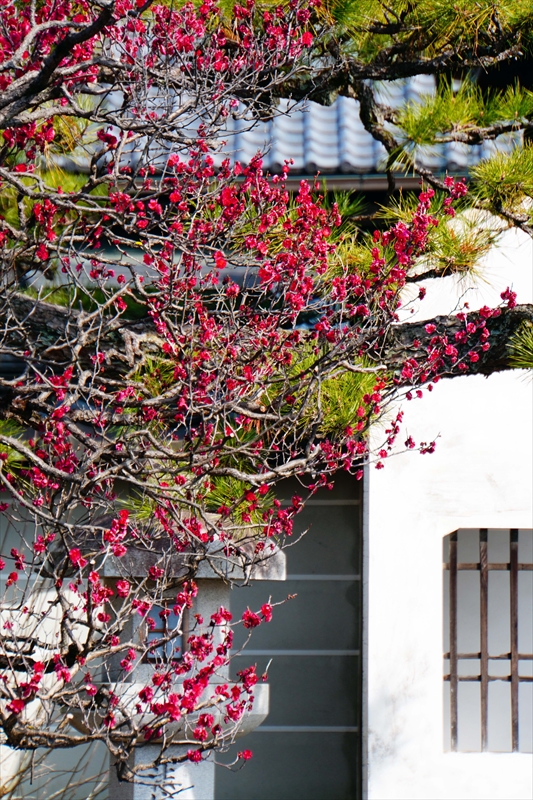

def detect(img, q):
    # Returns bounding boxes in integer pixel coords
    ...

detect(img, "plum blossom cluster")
[0,0,517,789]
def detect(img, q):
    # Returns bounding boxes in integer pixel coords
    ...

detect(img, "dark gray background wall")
[216,474,363,800]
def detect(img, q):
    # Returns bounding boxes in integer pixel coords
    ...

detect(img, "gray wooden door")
[216,474,363,800]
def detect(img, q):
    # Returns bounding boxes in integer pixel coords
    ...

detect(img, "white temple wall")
[365,228,533,800]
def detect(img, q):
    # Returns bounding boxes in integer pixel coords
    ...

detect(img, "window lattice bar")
[449,531,458,750]
[480,529,488,750]
[443,563,533,570]
[511,529,519,751]
[444,653,533,659]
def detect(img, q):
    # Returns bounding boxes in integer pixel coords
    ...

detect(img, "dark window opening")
[143,604,185,663]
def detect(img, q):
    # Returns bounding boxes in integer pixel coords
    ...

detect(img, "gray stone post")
[70,545,285,799]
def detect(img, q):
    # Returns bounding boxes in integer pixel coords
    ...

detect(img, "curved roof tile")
[226,77,520,175]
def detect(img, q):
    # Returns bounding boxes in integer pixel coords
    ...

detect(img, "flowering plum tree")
[0,0,532,795]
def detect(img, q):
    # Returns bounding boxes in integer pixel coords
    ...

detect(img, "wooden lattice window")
[443,529,533,752]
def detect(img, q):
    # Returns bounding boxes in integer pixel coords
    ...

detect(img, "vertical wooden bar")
[510,529,519,752]
[449,532,458,751]
[479,529,488,751]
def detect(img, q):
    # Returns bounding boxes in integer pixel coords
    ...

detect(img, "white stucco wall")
[365,228,533,800]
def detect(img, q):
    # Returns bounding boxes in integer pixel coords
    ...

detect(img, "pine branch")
[351,80,450,192]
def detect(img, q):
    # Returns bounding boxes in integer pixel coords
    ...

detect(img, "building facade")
[1,77,532,800]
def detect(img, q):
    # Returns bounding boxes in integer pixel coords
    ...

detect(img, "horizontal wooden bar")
[444,675,533,682]
[443,653,533,660]
[443,563,533,571]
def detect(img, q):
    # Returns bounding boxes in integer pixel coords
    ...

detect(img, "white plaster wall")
[366,228,533,800]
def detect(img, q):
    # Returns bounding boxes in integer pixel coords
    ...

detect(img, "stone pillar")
[107,743,215,800]
[107,684,270,800]
[72,546,285,800]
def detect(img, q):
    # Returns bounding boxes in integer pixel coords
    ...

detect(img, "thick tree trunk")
[388,304,533,377]
[4,295,533,377]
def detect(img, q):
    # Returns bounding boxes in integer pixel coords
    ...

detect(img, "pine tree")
[281,0,533,368]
